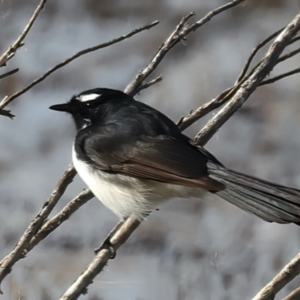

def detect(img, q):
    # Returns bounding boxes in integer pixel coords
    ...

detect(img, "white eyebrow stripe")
[77,93,100,102]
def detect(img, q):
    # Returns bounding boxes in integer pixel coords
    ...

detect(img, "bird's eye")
[84,100,99,109]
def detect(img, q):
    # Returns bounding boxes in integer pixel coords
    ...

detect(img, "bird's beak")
[49,103,71,113]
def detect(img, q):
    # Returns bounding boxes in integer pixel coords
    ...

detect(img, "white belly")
[72,145,204,219]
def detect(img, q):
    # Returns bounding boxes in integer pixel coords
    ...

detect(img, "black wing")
[79,123,224,191]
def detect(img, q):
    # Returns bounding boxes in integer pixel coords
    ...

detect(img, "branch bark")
[252,252,300,300]
[0,165,76,293]
[194,10,300,145]
[0,20,159,112]
[0,0,47,67]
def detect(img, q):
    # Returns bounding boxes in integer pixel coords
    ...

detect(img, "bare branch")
[125,0,245,96]
[0,0,47,67]
[194,11,300,146]
[0,68,19,80]
[282,286,300,300]
[177,25,300,132]
[0,109,14,119]
[177,87,232,131]
[251,252,300,300]
[0,20,159,111]
[236,27,284,83]
[134,74,163,94]
[0,164,76,289]
[59,216,141,300]
[277,47,300,63]
[260,67,300,86]
[288,35,300,45]
[28,189,93,251]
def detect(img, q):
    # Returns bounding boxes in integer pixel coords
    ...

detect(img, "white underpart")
[72,145,205,219]
[77,93,100,102]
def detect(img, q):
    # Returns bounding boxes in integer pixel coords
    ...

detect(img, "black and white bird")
[50,88,300,225]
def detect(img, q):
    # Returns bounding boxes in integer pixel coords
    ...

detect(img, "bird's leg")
[94,218,126,258]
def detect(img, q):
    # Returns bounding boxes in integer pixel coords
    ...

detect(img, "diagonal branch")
[0,0,47,67]
[125,0,245,96]
[28,189,93,251]
[282,286,300,300]
[236,27,284,83]
[0,165,76,291]
[0,68,19,80]
[260,67,300,86]
[251,252,300,300]
[60,216,141,300]
[177,27,285,131]
[0,20,159,112]
[194,12,300,145]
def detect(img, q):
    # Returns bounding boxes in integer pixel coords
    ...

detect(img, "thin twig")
[0,109,14,119]
[177,23,284,131]
[134,74,163,94]
[236,27,284,83]
[288,35,300,44]
[282,286,300,300]
[260,67,300,86]
[125,0,245,96]
[177,87,233,131]
[177,24,297,131]
[252,252,300,300]
[28,190,93,251]
[0,20,159,111]
[193,12,300,146]
[0,68,19,80]
[277,47,300,63]
[177,25,300,132]
[0,0,47,67]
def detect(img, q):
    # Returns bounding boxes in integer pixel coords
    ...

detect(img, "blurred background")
[0,0,300,299]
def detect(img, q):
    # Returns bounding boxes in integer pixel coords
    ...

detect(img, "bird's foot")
[94,237,116,259]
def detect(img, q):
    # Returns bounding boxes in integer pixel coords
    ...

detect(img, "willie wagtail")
[50,88,300,224]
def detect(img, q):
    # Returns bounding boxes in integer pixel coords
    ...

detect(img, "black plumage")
[50,88,300,224]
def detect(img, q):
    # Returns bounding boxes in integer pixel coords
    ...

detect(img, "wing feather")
[82,129,224,191]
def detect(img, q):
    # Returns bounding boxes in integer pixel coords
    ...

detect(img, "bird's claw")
[94,238,116,259]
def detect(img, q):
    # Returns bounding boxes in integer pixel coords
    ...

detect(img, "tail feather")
[207,162,300,225]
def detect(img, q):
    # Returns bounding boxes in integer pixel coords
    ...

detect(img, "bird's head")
[49,88,130,130]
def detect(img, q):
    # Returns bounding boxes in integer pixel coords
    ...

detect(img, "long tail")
[207,162,300,225]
